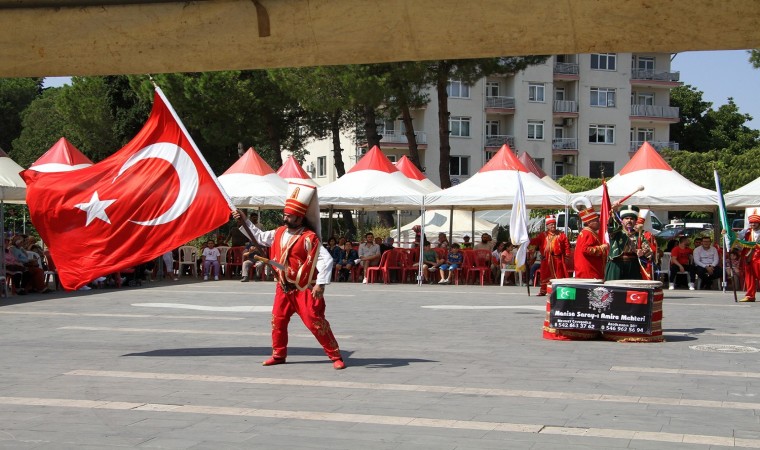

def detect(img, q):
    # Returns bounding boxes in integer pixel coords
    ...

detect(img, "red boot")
[262,357,286,366]
[333,359,346,370]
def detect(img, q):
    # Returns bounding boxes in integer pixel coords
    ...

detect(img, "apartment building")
[300,52,681,187]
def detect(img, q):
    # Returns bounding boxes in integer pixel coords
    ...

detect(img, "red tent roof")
[0,148,8,158]
[348,145,398,174]
[517,152,548,178]
[619,141,673,175]
[276,155,311,180]
[31,137,93,167]
[395,155,427,181]
[222,147,276,175]
[479,144,529,173]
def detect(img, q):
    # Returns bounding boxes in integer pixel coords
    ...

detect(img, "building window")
[635,56,655,70]
[486,81,500,97]
[555,87,565,101]
[528,120,544,140]
[528,83,545,102]
[589,124,615,144]
[534,158,544,170]
[386,154,397,163]
[376,119,395,136]
[591,53,617,71]
[317,156,327,178]
[449,116,471,137]
[590,87,616,107]
[485,120,500,136]
[634,128,654,142]
[632,92,654,105]
[446,79,470,98]
[589,161,615,179]
[449,156,470,176]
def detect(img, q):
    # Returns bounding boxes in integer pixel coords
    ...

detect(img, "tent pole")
[449,206,454,245]
[471,210,475,244]
[418,206,425,286]
[327,205,333,240]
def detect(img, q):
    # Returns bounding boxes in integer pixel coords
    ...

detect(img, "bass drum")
[601,280,664,343]
[543,278,603,341]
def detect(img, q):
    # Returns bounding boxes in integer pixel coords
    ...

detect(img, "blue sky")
[671,50,759,129]
[43,50,760,130]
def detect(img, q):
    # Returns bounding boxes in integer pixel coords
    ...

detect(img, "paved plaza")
[0,278,759,449]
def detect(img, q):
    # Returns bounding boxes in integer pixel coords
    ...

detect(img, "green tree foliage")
[662,147,760,191]
[10,88,68,167]
[0,78,42,153]
[750,49,760,69]
[556,175,602,193]
[670,85,759,153]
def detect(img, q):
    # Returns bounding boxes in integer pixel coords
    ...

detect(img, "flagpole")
[153,86,237,213]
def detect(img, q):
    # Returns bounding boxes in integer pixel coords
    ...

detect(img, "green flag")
[555,286,576,300]
[714,169,735,248]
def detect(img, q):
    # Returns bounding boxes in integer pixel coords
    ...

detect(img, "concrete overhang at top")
[1,0,759,78]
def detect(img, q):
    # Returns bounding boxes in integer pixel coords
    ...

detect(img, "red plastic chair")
[466,249,493,286]
[399,248,421,283]
[226,246,245,278]
[365,250,403,284]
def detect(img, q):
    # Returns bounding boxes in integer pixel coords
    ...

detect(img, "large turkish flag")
[21,89,232,290]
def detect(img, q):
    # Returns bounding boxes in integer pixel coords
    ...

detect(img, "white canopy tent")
[28,137,93,173]
[318,146,428,210]
[218,147,288,208]
[395,155,440,194]
[424,145,569,209]
[276,155,318,187]
[576,142,717,211]
[392,209,498,248]
[0,150,27,204]
[725,177,760,208]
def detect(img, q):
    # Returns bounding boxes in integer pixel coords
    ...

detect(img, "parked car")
[732,218,745,232]
[655,227,712,251]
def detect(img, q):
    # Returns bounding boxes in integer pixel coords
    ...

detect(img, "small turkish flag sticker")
[626,290,648,304]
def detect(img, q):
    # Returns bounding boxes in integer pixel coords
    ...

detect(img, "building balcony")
[630,69,681,87]
[630,140,679,152]
[553,100,578,114]
[485,96,516,114]
[552,138,579,155]
[379,131,427,146]
[485,134,515,148]
[630,104,680,123]
[554,62,579,79]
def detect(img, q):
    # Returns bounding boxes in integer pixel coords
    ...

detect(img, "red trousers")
[270,284,342,361]
[744,258,760,300]
[539,256,568,295]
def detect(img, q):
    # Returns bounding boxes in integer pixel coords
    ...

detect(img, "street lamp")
[237,142,244,158]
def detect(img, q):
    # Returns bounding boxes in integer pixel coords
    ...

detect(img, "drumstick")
[612,185,644,208]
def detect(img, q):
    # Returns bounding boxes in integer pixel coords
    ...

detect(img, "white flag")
[510,172,530,270]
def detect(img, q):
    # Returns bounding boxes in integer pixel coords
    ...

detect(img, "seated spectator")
[474,233,495,251]
[461,235,473,249]
[413,241,441,284]
[9,235,48,294]
[693,236,720,289]
[326,237,342,261]
[241,242,266,282]
[528,248,542,284]
[4,240,25,294]
[358,232,381,283]
[500,243,516,285]
[380,237,396,254]
[25,237,46,270]
[727,248,742,285]
[334,242,358,282]
[438,243,463,284]
[201,240,221,281]
[669,236,696,290]
[435,232,450,249]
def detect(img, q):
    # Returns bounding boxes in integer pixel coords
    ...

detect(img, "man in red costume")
[529,215,570,296]
[573,206,608,279]
[739,209,760,302]
[234,182,345,369]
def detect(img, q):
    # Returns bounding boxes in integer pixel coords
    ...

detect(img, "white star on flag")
[75,191,117,226]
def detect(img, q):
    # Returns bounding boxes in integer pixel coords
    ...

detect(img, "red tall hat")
[749,208,760,224]
[284,182,316,218]
[578,207,599,223]
[545,215,556,225]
